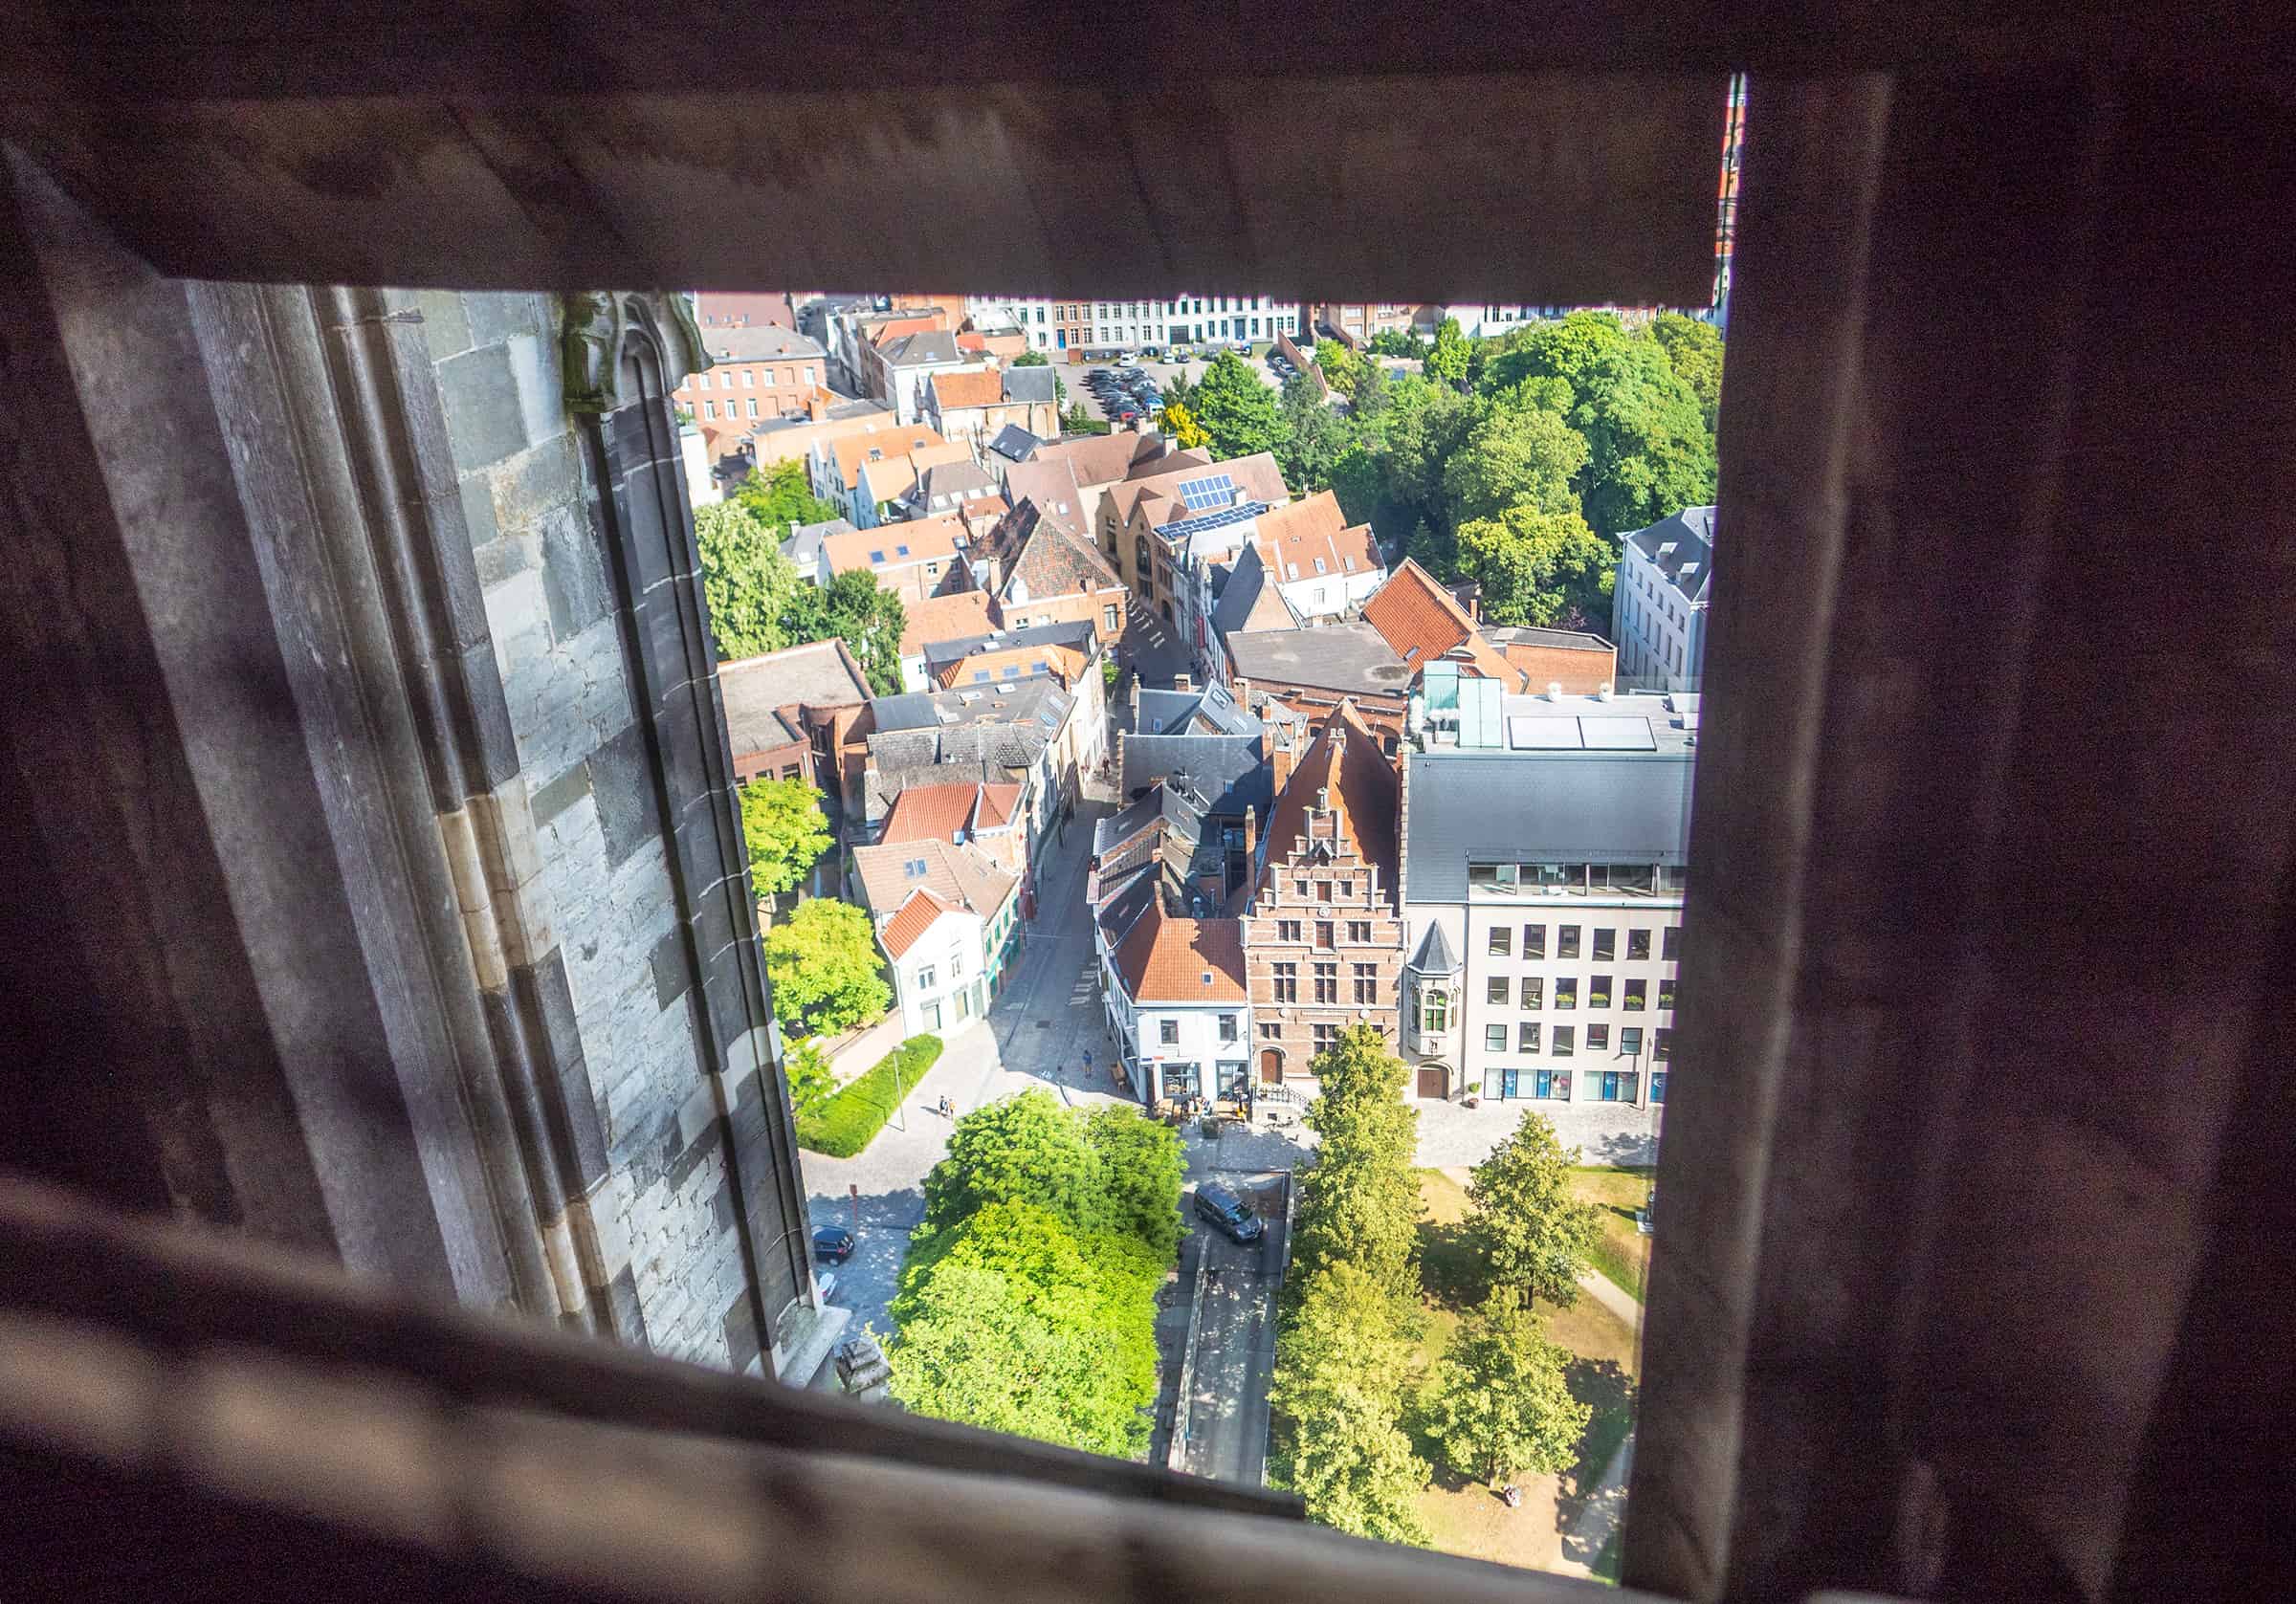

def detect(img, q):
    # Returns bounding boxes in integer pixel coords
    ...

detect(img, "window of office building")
[1485,1023,1507,1052]
[1594,928,1616,961]
[1518,1022,1540,1053]
[1558,925,1581,959]
[1487,976,1511,1005]
[1553,1025,1576,1056]
[1489,926,1512,956]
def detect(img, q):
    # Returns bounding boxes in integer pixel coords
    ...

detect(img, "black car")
[1193,1183,1264,1245]
[811,1225,855,1263]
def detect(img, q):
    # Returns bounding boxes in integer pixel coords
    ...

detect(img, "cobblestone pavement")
[800,800,1130,1382]
[1414,1094,1660,1170]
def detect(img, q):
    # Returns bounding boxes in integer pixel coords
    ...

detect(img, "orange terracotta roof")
[898,589,999,657]
[820,512,968,576]
[1260,702,1401,898]
[882,888,955,959]
[932,368,1004,409]
[869,314,942,346]
[1360,558,1519,685]
[828,427,947,490]
[1252,492,1382,587]
[976,783,1021,827]
[931,641,1087,691]
[956,331,987,352]
[1112,904,1248,1003]
[880,783,983,846]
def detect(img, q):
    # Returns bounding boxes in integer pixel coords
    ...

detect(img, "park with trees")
[884,1090,1185,1457]
[1269,1024,1631,1571]
[1173,311,1720,635]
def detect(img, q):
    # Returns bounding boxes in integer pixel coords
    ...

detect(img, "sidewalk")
[816,1009,909,1087]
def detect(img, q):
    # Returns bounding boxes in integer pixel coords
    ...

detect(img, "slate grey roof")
[1224,621,1411,696]
[1134,682,1258,737]
[1207,542,1299,642]
[985,424,1041,464]
[1406,922,1460,975]
[1094,791,1167,858]
[781,516,856,572]
[1623,505,1717,605]
[702,324,826,363]
[879,331,964,367]
[1093,861,1161,948]
[1403,749,1694,903]
[1002,367,1058,406]
[1484,625,1614,652]
[1122,732,1269,821]
[917,461,996,504]
[923,620,1098,671]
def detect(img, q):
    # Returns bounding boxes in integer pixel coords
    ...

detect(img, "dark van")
[1193,1182,1264,1244]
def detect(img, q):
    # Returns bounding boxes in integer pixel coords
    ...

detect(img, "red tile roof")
[932,368,1004,409]
[898,589,999,657]
[1260,702,1401,900]
[1359,558,1519,685]
[878,781,1024,847]
[882,888,955,958]
[1112,904,1248,1003]
[1253,492,1383,587]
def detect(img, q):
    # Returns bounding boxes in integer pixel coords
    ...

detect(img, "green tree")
[1464,1110,1602,1307]
[1159,368,1200,414]
[1567,341,1718,536]
[762,897,891,1036]
[1455,503,1616,628]
[1328,442,1386,531]
[1314,338,1365,401]
[695,500,809,661]
[818,567,907,693]
[1296,1025,1424,1303]
[784,1037,835,1118]
[1276,372,1351,494]
[1160,398,1212,450]
[923,1088,1107,1235]
[886,1202,1159,1458]
[732,457,843,529]
[1367,328,1427,361]
[1650,310,1725,436]
[1425,316,1471,385]
[1441,396,1588,528]
[1192,350,1288,459]
[1418,1292,1591,1485]
[1082,1104,1186,1263]
[738,773,832,897]
[1269,1262,1431,1545]
[1350,358,1393,437]
[1010,348,1049,366]
[1480,309,1628,399]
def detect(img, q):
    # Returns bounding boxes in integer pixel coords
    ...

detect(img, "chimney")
[1233,675,1252,706]
[1316,786,1331,814]
[1597,681,1614,702]
[807,388,828,422]
[1546,680,1564,702]
[1269,729,1296,797]
[1244,805,1257,862]
[1175,672,1192,692]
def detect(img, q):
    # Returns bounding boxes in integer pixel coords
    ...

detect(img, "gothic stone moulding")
[562,291,711,415]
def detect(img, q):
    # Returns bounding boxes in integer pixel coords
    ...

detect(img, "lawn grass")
[1411,1169,1641,1575]
[1569,1166,1655,1304]
[796,1034,943,1156]
[1591,1529,1623,1586]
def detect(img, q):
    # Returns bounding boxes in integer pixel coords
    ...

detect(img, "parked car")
[1116,353,1136,365]
[1193,1182,1264,1244]
[811,1225,855,1263]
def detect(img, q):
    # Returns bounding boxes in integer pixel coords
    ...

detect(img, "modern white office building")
[1397,664,1695,1162]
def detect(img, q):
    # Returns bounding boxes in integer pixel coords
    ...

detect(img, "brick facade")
[1237,707,1405,1092]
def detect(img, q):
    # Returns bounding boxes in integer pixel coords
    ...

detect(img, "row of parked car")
[1083,364,1163,425]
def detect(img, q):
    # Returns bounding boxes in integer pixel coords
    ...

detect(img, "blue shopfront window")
[1651,1072,1667,1103]
[1593,1070,1641,1103]
[1535,1069,1572,1101]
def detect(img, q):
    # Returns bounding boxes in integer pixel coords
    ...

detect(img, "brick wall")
[1238,804,1405,1088]
[1502,641,1619,694]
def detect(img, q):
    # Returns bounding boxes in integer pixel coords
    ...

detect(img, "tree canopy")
[816,567,907,694]
[731,457,843,529]
[695,500,812,661]
[1424,316,1470,385]
[1296,1025,1424,1307]
[1193,350,1286,459]
[1464,1110,1602,1307]
[738,774,832,897]
[1160,398,1211,450]
[1418,1291,1591,1485]
[1455,502,1614,629]
[761,897,891,1037]
[1010,348,1049,366]
[1314,338,1365,401]
[889,1095,1182,1457]
[1268,1261,1431,1545]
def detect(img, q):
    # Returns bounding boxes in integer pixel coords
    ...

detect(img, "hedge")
[797,1034,945,1157]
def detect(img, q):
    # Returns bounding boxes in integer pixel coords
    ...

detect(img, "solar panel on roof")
[1508,717,1584,750]
[1579,716,1658,751]
[1178,473,1236,512]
